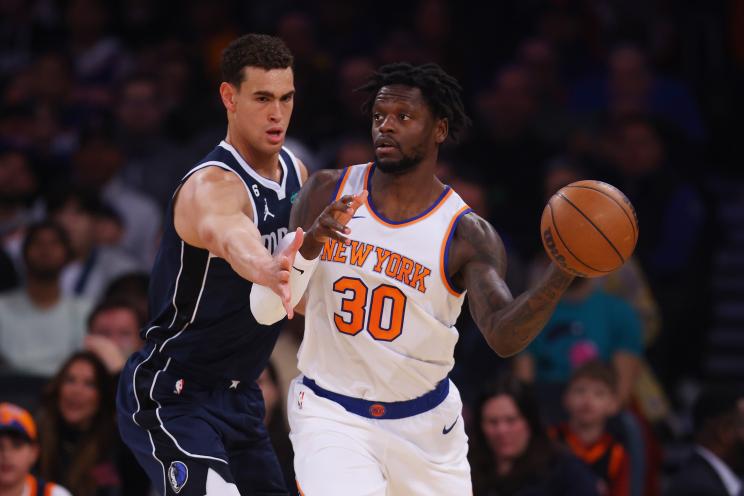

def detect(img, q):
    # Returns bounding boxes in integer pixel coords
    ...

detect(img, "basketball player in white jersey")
[251,62,577,495]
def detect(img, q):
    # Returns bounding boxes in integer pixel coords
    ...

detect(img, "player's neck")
[568,418,605,446]
[225,134,281,182]
[371,161,445,219]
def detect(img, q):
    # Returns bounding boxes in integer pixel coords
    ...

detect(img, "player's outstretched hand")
[272,227,304,318]
[302,191,368,258]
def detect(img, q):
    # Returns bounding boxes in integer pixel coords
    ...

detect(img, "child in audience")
[552,361,630,496]
[0,402,71,496]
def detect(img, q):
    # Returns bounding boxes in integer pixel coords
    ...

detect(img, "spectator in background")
[607,116,706,387]
[103,271,150,323]
[512,276,643,420]
[48,187,142,301]
[63,0,127,110]
[84,298,144,375]
[0,221,90,377]
[552,361,630,496]
[71,124,161,266]
[665,387,744,496]
[469,374,599,496]
[0,402,71,496]
[0,146,40,281]
[463,63,555,258]
[257,362,296,495]
[114,73,189,211]
[37,351,150,496]
[569,44,705,142]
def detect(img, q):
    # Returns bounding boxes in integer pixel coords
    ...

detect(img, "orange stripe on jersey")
[44,483,55,496]
[608,443,625,479]
[363,163,453,228]
[333,166,352,201]
[26,475,38,496]
[439,205,472,296]
[296,480,306,496]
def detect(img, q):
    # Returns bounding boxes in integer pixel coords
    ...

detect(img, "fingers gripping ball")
[540,180,638,278]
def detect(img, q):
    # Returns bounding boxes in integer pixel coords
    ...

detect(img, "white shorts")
[287,375,472,496]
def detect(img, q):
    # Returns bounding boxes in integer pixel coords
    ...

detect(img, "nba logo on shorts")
[174,379,184,395]
[168,461,188,493]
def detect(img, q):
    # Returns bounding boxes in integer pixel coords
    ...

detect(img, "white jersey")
[298,163,472,402]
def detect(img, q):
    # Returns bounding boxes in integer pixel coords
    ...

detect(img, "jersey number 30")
[332,277,407,341]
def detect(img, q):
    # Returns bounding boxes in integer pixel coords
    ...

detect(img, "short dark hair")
[568,360,618,393]
[221,34,293,87]
[358,62,472,143]
[87,297,145,330]
[46,187,104,217]
[21,220,72,263]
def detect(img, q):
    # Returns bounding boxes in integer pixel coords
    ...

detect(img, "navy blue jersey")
[143,140,303,384]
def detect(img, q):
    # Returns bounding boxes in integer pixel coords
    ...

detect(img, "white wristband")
[249,232,320,325]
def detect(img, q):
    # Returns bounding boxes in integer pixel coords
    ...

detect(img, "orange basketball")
[540,180,638,278]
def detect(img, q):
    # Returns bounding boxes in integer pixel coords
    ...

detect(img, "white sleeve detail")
[249,231,320,325]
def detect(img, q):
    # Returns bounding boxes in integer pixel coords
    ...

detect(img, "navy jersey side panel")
[143,143,302,384]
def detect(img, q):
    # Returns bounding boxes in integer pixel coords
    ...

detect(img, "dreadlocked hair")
[358,62,472,144]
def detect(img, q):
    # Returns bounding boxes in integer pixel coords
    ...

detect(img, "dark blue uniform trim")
[302,376,449,419]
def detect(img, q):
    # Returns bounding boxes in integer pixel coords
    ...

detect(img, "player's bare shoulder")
[447,211,508,288]
[174,166,252,245]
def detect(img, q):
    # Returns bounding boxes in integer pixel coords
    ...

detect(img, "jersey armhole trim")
[179,161,258,225]
[331,166,351,202]
[282,147,304,186]
[440,206,473,296]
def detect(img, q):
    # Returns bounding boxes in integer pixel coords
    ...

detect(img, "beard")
[376,147,425,175]
[26,266,62,282]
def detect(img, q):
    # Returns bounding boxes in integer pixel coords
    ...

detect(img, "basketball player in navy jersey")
[116,34,360,496]
[252,63,580,494]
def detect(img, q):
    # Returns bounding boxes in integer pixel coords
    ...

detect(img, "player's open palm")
[309,191,368,245]
[270,227,304,318]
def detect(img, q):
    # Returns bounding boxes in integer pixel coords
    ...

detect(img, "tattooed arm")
[449,213,575,357]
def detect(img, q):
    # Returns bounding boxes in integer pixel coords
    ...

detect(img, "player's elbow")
[491,343,520,358]
[485,332,526,358]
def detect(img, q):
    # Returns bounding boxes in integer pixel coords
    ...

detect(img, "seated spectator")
[103,271,150,323]
[0,221,90,377]
[0,402,71,496]
[469,374,599,496]
[84,298,144,375]
[257,362,296,494]
[665,387,744,496]
[513,277,643,421]
[48,187,142,301]
[37,351,150,496]
[552,361,630,496]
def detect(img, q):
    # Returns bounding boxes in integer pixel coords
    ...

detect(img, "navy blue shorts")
[116,344,288,496]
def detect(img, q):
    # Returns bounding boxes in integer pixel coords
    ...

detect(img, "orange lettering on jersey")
[333,241,349,263]
[395,256,415,284]
[321,239,335,261]
[384,253,401,278]
[410,263,431,293]
[349,241,373,267]
[373,247,391,273]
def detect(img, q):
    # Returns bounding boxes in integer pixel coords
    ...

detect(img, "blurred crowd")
[1,0,744,495]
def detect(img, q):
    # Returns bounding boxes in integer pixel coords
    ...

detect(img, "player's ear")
[435,117,448,145]
[220,82,238,113]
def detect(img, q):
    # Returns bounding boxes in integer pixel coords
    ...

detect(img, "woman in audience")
[469,374,600,496]
[36,351,149,496]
